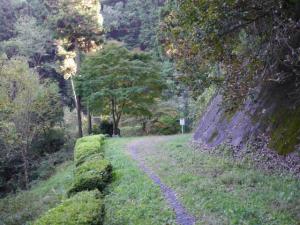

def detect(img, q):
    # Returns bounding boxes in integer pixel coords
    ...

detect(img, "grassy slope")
[103,138,176,225]
[0,162,74,225]
[143,134,300,225]
[1,135,299,225]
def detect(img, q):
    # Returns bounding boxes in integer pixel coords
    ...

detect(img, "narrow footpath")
[127,137,196,225]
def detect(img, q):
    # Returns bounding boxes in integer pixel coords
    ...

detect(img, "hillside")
[1,0,300,224]
[1,135,299,225]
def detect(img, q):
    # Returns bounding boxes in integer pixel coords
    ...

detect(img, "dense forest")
[0,0,299,225]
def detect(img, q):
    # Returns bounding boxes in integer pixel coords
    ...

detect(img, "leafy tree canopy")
[76,43,165,134]
[160,0,300,107]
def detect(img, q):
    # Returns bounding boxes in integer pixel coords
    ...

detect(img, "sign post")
[180,118,185,134]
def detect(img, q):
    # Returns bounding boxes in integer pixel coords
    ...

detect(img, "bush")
[67,159,112,196]
[31,128,66,155]
[75,134,104,146]
[33,190,104,225]
[150,115,180,135]
[74,135,105,166]
[98,120,120,136]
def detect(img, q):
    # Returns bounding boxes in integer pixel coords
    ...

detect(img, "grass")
[141,134,300,225]
[1,135,299,225]
[0,161,74,225]
[103,137,176,225]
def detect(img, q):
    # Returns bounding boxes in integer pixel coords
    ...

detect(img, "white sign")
[180,118,185,126]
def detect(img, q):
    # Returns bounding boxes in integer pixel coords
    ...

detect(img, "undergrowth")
[0,162,74,225]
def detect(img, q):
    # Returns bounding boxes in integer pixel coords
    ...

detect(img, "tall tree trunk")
[111,98,117,136]
[70,78,83,137]
[77,95,83,137]
[21,145,29,189]
[72,41,83,138]
[87,108,92,135]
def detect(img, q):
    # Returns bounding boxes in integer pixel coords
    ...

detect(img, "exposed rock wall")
[193,82,300,176]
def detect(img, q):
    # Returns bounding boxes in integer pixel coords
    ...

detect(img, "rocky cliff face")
[193,81,300,176]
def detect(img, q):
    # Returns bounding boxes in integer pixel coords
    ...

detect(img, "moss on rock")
[268,107,300,155]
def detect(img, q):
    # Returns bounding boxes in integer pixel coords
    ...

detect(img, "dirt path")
[127,136,196,225]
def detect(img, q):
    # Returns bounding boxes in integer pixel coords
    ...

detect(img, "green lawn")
[103,138,176,225]
[0,162,74,225]
[142,134,300,225]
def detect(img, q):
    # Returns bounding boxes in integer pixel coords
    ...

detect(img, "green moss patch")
[208,129,219,143]
[33,190,104,225]
[268,107,300,155]
[68,159,112,196]
[74,135,105,166]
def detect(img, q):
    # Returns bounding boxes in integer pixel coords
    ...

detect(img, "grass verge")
[103,137,176,225]
[143,135,300,225]
[0,161,74,225]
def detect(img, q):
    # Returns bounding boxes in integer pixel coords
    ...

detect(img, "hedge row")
[33,135,112,225]
[33,190,104,225]
[75,135,105,166]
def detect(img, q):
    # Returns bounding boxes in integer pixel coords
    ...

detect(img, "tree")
[2,15,52,67]
[0,56,63,189]
[159,0,300,107]
[50,0,104,137]
[0,0,16,42]
[77,43,165,135]
[102,0,165,50]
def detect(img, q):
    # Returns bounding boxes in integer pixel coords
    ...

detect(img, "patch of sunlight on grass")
[0,161,74,225]
[103,137,176,225]
[145,134,300,225]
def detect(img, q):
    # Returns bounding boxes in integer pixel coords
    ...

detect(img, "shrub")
[74,135,105,166]
[75,134,104,146]
[31,128,66,155]
[98,120,120,136]
[150,115,180,135]
[67,159,112,196]
[33,190,104,225]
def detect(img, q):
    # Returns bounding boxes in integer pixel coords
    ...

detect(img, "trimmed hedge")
[34,135,112,225]
[33,190,104,225]
[75,135,104,146]
[74,135,105,166]
[67,159,112,196]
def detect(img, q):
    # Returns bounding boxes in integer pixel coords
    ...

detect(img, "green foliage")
[160,0,300,107]
[102,0,164,50]
[50,0,104,79]
[69,135,111,195]
[0,162,74,225]
[99,120,114,136]
[2,15,51,66]
[268,108,300,155]
[0,56,65,191]
[74,135,105,166]
[77,43,165,133]
[150,115,180,135]
[33,190,104,225]
[189,85,217,128]
[75,134,105,146]
[31,128,65,155]
[0,0,16,42]
[103,138,176,225]
[68,159,112,196]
